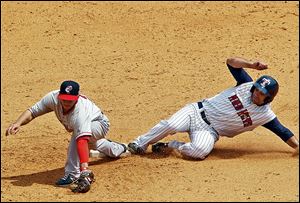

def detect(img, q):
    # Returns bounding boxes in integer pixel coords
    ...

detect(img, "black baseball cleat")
[152,142,169,153]
[55,174,78,187]
[127,142,145,154]
[120,143,127,153]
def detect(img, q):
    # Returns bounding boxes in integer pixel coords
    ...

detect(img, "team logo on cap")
[65,85,73,94]
[260,78,271,87]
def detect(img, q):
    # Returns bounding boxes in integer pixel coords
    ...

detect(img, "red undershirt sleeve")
[76,136,90,164]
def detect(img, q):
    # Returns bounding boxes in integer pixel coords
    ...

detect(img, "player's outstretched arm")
[6,109,34,136]
[263,118,298,156]
[227,57,268,70]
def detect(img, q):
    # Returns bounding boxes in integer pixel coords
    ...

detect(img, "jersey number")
[228,95,252,127]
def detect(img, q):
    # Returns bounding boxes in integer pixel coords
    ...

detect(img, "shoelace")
[62,174,76,181]
[62,174,69,180]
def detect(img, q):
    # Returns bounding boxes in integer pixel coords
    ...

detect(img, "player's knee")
[95,139,124,158]
[185,143,211,159]
[101,123,110,136]
[195,145,212,159]
[108,150,121,158]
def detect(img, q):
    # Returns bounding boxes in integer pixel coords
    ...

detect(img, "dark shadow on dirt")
[1,158,118,187]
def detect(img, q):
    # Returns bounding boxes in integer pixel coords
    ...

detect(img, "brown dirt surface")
[1,1,299,202]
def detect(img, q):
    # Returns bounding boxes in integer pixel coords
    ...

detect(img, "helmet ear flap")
[250,86,255,93]
[263,96,272,104]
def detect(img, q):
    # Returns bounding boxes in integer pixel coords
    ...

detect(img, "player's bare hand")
[252,61,268,70]
[292,146,299,157]
[6,123,21,136]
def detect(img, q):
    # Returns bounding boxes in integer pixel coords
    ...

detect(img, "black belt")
[197,102,211,125]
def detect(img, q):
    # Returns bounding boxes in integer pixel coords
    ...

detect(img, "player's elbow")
[226,57,235,66]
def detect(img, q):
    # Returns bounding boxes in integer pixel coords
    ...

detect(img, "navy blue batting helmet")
[250,75,279,105]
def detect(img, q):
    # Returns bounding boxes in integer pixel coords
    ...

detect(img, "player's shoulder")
[78,94,97,106]
[241,81,254,86]
[50,89,60,95]
[42,90,59,99]
[35,90,59,107]
[79,94,88,100]
[236,81,254,90]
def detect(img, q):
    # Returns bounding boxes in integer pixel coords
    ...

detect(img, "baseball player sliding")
[6,80,128,193]
[128,57,299,158]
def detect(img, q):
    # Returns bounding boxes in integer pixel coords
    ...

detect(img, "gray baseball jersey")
[28,90,124,177]
[29,90,109,139]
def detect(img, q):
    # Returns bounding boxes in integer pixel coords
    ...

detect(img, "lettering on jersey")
[228,95,244,111]
[237,109,252,127]
[228,94,253,127]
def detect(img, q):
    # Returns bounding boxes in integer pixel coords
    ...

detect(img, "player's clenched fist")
[251,61,268,70]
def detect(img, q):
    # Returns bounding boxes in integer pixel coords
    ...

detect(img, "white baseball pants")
[65,120,125,177]
[134,103,219,159]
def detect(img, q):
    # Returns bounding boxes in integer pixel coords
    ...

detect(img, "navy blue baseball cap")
[58,80,80,101]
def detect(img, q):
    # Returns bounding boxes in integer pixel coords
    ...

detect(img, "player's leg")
[90,120,126,158]
[128,104,193,153]
[173,129,217,159]
[94,139,127,157]
[64,135,81,176]
[56,135,80,186]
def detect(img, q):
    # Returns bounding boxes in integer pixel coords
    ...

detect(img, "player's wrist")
[13,122,21,126]
[247,62,256,69]
[80,162,89,171]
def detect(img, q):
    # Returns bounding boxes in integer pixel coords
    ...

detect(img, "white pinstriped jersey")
[202,82,276,137]
[29,90,109,139]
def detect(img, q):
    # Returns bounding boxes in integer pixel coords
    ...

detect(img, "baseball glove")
[152,142,169,153]
[71,170,95,193]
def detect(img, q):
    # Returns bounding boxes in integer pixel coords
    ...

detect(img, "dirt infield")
[1,1,299,202]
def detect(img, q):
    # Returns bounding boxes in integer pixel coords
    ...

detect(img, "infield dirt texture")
[1,1,299,202]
